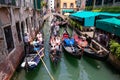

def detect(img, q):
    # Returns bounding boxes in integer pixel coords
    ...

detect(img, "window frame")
[16,22,22,42]
[63,3,67,8]
[4,25,15,53]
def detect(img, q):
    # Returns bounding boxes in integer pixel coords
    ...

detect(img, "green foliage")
[92,6,120,13]
[41,1,47,8]
[79,25,83,31]
[68,19,83,31]
[109,40,120,59]
[85,6,93,10]
[86,6,120,13]
[116,47,120,59]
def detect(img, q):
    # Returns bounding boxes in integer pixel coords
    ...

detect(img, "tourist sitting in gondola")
[78,36,88,48]
[37,32,43,45]
[62,29,69,40]
[74,34,88,49]
[56,36,61,45]
[49,34,61,65]
[31,38,40,52]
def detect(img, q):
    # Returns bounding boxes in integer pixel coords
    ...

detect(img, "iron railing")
[0,0,16,6]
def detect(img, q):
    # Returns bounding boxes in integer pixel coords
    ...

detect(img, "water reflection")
[25,63,42,80]
[83,56,100,69]
[63,50,79,68]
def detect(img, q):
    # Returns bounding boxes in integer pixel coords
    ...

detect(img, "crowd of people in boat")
[24,31,43,54]
[49,18,62,63]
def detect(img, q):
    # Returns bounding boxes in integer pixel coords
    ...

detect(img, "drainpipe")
[92,0,96,10]
[102,0,104,7]
[113,0,115,6]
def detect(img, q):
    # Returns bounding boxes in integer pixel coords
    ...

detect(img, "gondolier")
[24,32,31,54]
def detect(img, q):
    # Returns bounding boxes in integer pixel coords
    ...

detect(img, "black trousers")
[24,42,30,54]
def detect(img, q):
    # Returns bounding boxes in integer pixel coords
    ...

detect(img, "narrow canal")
[11,18,120,80]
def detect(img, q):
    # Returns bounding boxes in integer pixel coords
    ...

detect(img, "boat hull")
[84,47,109,61]
[62,43,82,59]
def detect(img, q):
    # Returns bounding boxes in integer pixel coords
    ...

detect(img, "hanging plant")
[76,23,80,29]
[72,21,76,27]
[115,47,120,60]
[79,25,83,31]
[109,40,120,59]
[109,40,119,54]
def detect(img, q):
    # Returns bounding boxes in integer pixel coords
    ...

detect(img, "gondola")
[83,40,109,61]
[49,32,61,66]
[74,33,109,61]
[21,48,44,70]
[21,32,44,70]
[62,29,82,59]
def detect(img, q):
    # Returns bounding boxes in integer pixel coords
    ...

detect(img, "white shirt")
[56,38,60,44]
[24,36,30,42]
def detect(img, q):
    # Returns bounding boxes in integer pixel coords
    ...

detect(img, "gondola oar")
[33,46,55,80]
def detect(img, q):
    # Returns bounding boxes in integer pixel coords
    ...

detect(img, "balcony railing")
[25,2,33,8]
[0,0,16,6]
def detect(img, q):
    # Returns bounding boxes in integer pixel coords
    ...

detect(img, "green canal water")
[11,18,120,80]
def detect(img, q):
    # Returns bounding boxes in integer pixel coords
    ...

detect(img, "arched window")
[63,3,67,8]
[70,3,74,8]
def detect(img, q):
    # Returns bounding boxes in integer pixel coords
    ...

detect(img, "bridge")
[43,13,66,21]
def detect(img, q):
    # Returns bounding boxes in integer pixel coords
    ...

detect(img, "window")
[63,3,67,8]
[26,18,28,32]
[70,3,74,8]
[4,26,14,52]
[104,0,113,5]
[96,0,102,5]
[21,22,25,41]
[16,22,22,42]
[115,0,120,2]
[57,3,59,8]
[86,0,93,6]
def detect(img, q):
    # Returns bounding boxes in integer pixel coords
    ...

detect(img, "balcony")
[25,1,33,9]
[0,0,16,6]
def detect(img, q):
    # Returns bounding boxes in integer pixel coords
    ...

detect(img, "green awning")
[96,18,120,37]
[62,9,74,13]
[70,11,99,27]
[98,12,120,19]
[70,11,99,18]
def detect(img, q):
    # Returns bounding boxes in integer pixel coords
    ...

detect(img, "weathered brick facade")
[0,0,43,79]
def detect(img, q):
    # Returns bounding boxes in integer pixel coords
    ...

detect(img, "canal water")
[11,18,120,80]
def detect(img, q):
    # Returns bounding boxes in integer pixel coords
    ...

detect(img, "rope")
[33,45,55,80]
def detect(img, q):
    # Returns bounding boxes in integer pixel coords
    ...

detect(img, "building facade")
[48,0,55,12]
[86,0,120,7]
[54,0,77,14]
[0,0,42,80]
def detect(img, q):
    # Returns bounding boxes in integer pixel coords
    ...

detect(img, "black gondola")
[73,33,109,61]
[21,32,44,70]
[49,35,61,66]
[83,40,109,61]
[62,29,82,59]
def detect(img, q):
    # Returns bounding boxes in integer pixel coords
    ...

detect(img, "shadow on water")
[63,49,79,68]
[25,63,42,80]
[49,58,61,74]
[103,61,120,74]
[83,55,100,69]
